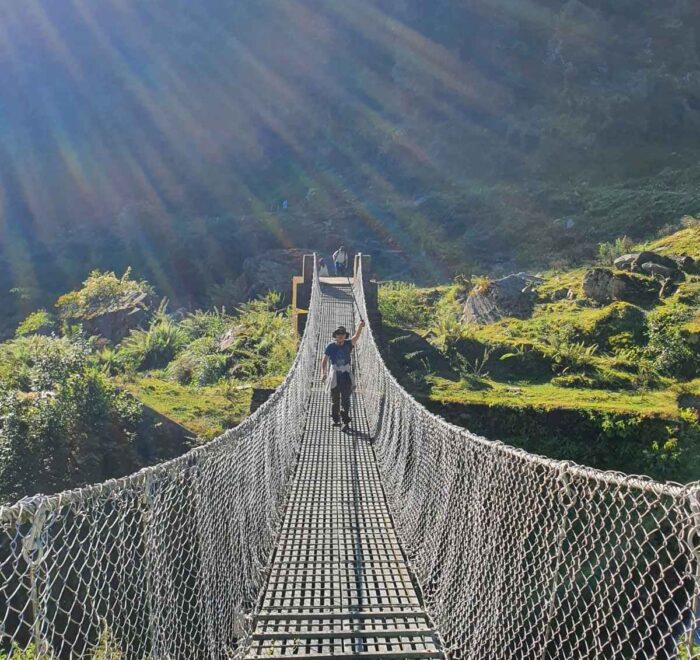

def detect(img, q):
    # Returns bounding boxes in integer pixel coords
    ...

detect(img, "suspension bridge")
[0,256,698,659]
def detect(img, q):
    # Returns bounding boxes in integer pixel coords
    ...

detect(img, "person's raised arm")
[321,354,329,380]
[351,319,366,346]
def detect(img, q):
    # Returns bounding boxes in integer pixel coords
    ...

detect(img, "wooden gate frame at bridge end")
[291,253,382,339]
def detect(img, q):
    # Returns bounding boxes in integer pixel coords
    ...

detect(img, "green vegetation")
[120,307,188,371]
[121,376,250,440]
[15,310,56,337]
[56,269,154,321]
[0,273,297,503]
[678,636,700,660]
[0,335,143,503]
[0,643,36,659]
[379,226,700,482]
[597,236,635,265]
[377,282,432,328]
[643,218,700,256]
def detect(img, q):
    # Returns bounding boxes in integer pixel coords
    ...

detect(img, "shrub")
[645,306,697,379]
[167,337,229,386]
[55,268,154,320]
[430,289,470,353]
[229,294,295,378]
[0,336,143,503]
[453,344,494,378]
[180,309,232,342]
[15,310,56,337]
[378,282,430,328]
[119,316,187,371]
[472,275,492,294]
[91,347,128,377]
[0,335,87,391]
[597,236,634,265]
[541,325,599,374]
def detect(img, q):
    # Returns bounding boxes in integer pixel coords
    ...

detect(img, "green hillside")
[0,271,295,503]
[3,1,700,338]
[379,224,700,483]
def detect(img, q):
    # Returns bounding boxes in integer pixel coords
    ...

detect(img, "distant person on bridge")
[321,320,365,429]
[333,246,349,276]
[319,258,330,277]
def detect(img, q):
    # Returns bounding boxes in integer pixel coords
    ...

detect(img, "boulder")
[640,262,682,281]
[613,254,638,271]
[659,278,678,299]
[462,274,537,325]
[218,325,243,352]
[582,268,660,305]
[633,251,678,270]
[513,272,544,284]
[234,249,312,303]
[674,255,698,274]
[551,287,570,302]
[614,251,678,273]
[81,291,153,343]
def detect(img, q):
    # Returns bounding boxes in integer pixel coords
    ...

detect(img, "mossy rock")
[582,267,662,306]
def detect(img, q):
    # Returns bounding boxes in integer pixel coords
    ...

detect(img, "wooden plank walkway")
[246,283,444,659]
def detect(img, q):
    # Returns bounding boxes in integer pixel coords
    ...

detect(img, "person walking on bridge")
[333,246,349,276]
[321,320,365,429]
[319,257,330,277]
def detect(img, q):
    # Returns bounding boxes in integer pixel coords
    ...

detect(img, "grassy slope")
[429,378,679,417]
[430,227,700,419]
[120,375,252,440]
[120,371,287,440]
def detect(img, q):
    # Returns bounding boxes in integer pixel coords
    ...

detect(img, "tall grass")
[120,313,187,371]
[378,282,430,328]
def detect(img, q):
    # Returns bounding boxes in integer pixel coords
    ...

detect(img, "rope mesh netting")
[351,258,700,659]
[0,264,322,659]
[0,254,698,659]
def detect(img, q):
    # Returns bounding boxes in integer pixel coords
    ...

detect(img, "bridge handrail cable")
[352,255,700,659]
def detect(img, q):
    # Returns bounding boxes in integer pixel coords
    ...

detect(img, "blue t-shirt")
[324,341,353,369]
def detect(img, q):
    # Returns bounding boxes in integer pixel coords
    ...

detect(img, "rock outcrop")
[675,255,698,274]
[614,251,679,273]
[81,292,152,344]
[234,249,312,303]
[462,274,538,325]
[582,268,660,305]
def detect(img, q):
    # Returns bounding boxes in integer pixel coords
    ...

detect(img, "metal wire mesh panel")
[352,258,700,660]
[0,263,323,659]
[1,254,698,659]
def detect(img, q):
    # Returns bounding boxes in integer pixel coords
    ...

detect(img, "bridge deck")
[246,284,444,659]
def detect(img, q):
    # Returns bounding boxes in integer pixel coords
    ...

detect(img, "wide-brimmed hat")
[332,326,350,338]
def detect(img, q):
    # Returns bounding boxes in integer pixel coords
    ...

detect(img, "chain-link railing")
[352,257,700,659]
[0,260,321,659]
[2,254,698,659]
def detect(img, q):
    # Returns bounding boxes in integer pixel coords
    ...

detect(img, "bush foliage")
[378,282,431,328]
[55,269,154,320]
[0,335,143,503]
[1,271,298,503]
[15,310,56,337]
